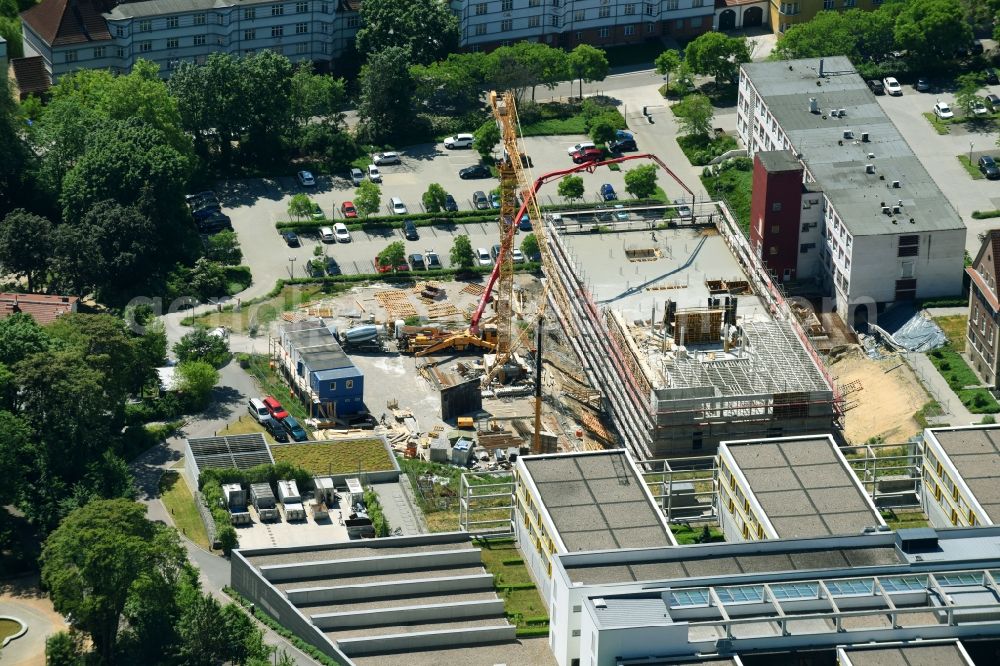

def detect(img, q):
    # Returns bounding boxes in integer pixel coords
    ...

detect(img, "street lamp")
[288,256,297,278]
[970,141,975,164]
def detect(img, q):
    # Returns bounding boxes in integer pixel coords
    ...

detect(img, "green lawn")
[935,315,969,351]
[670,523,724,544]
[159,471,211,550]
[0,618,22,643]
[184,283,325,333]
[957,155,985,180]
[927,346,1000,413]
[520,116,588,136]
[913,400,945,428]
[880,509,929,530]
[701,165,753,233]
[270,439,395,475]
[677,134,738,167]
[922,112,951,135]
[476,538,548,633]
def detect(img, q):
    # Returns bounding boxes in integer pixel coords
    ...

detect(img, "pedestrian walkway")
[904,352,977,426]
[372,480,424,535]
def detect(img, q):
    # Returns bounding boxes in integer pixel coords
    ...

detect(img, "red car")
[374,253,410,273]
[340,201,358,218]
[571,147,603,164]
[262,395,289,421]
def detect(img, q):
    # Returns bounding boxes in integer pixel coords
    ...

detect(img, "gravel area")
[299,590,500,615]
[246,539,472,567]
[325,616,509,640]
[275,565,487,591]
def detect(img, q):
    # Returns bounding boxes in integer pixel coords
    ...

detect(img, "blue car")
[599,184,618,201]
[615,130,634,141]
[518,213,532,232]
[281,415,308,442]
[490,192,501,209]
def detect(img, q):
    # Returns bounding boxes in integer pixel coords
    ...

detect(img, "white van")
[248,398,270,423]
[444,133,474,149]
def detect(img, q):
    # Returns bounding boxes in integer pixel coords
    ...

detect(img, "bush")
[174,328,231,368]
[364,488,390,537]
[217,526,238,555]
[972,210,1000,219]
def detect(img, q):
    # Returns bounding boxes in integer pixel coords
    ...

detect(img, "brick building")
[967,230,1000,388]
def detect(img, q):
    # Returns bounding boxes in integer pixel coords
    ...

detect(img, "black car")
[264,417,288,442]
[609,138,637,153]
[444,194,459,212]
[408,253,426,270]
[197,213,232,234]
[185,190,215,203]
[281,231,300,247]
[191,203,222,220]
[403,220,419,240]
[459,164,491,179]
[188,194,219,210]
[325,258,341,276]
[980,156,1000,180]
[867,79,885,95]
[972,39,984,56]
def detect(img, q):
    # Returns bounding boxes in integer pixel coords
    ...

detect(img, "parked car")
[987,70,1000,85]
[915,78,931,92]
[490,192,501,209]
[980,156,1000,180]
[191,203,222,220]
[350,168,364,185]
[297,170,316,186]
[374,253,392,273]
[883,77,902,96]
[476,247,492,266]
[408,253,426,270]
[372,152,401,165]
[973,99,990,116]
[675,199,693,218]
[988,94,1000,111]
[972,39,984,55]
[310,202,324,221]
[615,130,633,141]
[933,100,954,119]
[340,201,358,218]
[444,194,459,212]
[186,190,215,204]
[403,220,419,240]
[281,415,308,442]
[263,396,289,421]
[612,205,629,221]
[444,133,474,149]
[459,164,492,179]
[281,231,300,247]
[390,197,407,215]
[333,222,351,242]
[197,213,232,234]
[512,248,525,264]
[599,184,617,201]
[572,147,603,164]
[325,258,341,276]
[248,398,270,423]
[490,243,502,261]
[473,191,490,210]
[567,141,596,155]
[518,214,532,232]
[319,226,335,242]
[425,250,442,269]
[609,137,637,153]
[264,416,289,442]
[367,164,382,183]
[868,79,885,95]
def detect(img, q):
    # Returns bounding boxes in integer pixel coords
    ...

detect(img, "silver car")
[350,168,364,185]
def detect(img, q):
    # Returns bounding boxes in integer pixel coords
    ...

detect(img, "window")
[646,3,654,14]
[599,26,608,36]
[529,0,540,6]
[93,46,105,58]
[501,18,512,30]
[117,46,126,57]
[691,0,702,6]
[139,41,152,52]
[647,21,655,32]
[244,7,255,18]
[665,0,677,8]
[194,13,206,24]
[844,0,856,5]
[476,2,487,13]
[65,51,77,63]
[624,24,634,34]
[167,37,178,48]
[898,234,919,257]
[347,15,359,27]
[296,0,308,10]
[771,224,780,234]
[329,382,337,391]
[475,24,487,35]
[501,0,512,10]
[217,13,224,24]
[823,0,834,6]
[296,42,308,54]
[115,26,124,37]
[346,380,354,389]
[599,6,610,17]
[244,29,256,40]
[194,34,206,45]
[550,14,559,26]
[138,19,151,32]
[271,3,284,15]
[770,246,778,255]
[573,9,584,20]
[624,3,635,14]
[528,14,540,26]
[296,22,308,33]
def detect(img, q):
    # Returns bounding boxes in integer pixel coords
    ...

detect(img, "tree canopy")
[624,164,659,200]
[451,234,476,269]
[356,0,459,65]
[568,44,609,99]
[357,46,415,142]
[557,175,585,202]
[684,33,751,84]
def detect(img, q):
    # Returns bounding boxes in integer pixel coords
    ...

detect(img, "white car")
[567,141,596,155]
[444,133,474,149]
[349,168,364,185]
[933,100,954,119]
[297,170,316,186]
[476,247,492,266]
[512,248,526,264]
[319,226,335,242]
[367,164,382,183]
[674,199,692,218]
[390,196,407,215]
[972,99,989,116]
[333,222,351,243]
[372,152,401,165]
[882,77,902,96]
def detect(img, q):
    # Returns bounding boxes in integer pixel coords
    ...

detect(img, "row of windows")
[475,0,681,16]
[134,2,310,32]
[70,28,317,61]
[473,17,653,32]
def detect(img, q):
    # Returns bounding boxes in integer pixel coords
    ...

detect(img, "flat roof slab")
[931,428,1000,523]
[841,642,972,666]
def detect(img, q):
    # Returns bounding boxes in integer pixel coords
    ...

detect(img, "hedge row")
[363,488,390,537]
[972,209,1000,219]
[515,626,551,638]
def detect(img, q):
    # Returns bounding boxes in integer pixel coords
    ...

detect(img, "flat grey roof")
[105,0,285,19]
[725,437,882,538]
[840,642,972,666]
[564,544,903,586]
[285,327,336,351]
[741,57,964,237]
[929,427,1000,523]
[298,346,353,372]
[757,150,802,173]
[521,451,673,552]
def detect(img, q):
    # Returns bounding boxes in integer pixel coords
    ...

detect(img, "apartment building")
[738,57,966,327]
[919,425,1000,530]
[770,0,885,35]
[19,0,714,85]
[967,230,1000,388]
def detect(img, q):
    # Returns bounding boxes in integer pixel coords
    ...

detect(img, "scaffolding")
[458,470,516,535]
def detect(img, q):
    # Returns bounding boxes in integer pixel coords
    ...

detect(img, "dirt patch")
[830,347,927,444]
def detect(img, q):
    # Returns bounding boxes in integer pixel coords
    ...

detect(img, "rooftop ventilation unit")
[861,132,870,142]
[882,206,891,215]
[892,180,901,188]
[808,97,819,114]
[843,130,854,139]
[892,205,901,214]
[838,108,846,117]
[897,199,903,207]
[865,164,876,174]
[867,152,875,159]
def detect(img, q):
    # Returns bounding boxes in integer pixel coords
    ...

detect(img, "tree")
[655,50,682,88]
[624,164,659,200]
[356,0,459,65]
[288,193,313,221]
[289,62,346,128]
[377,241,407,271]
[895,0,972,66]
[189,258,228,299]
[589,114,618,144]
[450,235,476,269]
[473,119,500,162]
[684,32,751,84]
[422,183,448,213]
[411,56,484,113]
[45,631,86,666]
[176,360,219,409]
[673,94,714,137]
[557,175,585,203]
[354,180,382,219]
[956,72,986,115]
[41,499,187,664]
[0,209,52,292]
[774,11,861,60]
[174,328,230,368]
[568,44,609,99]
[205,230,243,265]
[357,46,414,142]
[520,233,540,260]
[175,593,268,665]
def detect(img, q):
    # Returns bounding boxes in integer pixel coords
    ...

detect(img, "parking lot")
[214,134,694,287]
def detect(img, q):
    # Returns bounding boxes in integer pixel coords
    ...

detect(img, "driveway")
[0,577,67,666]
